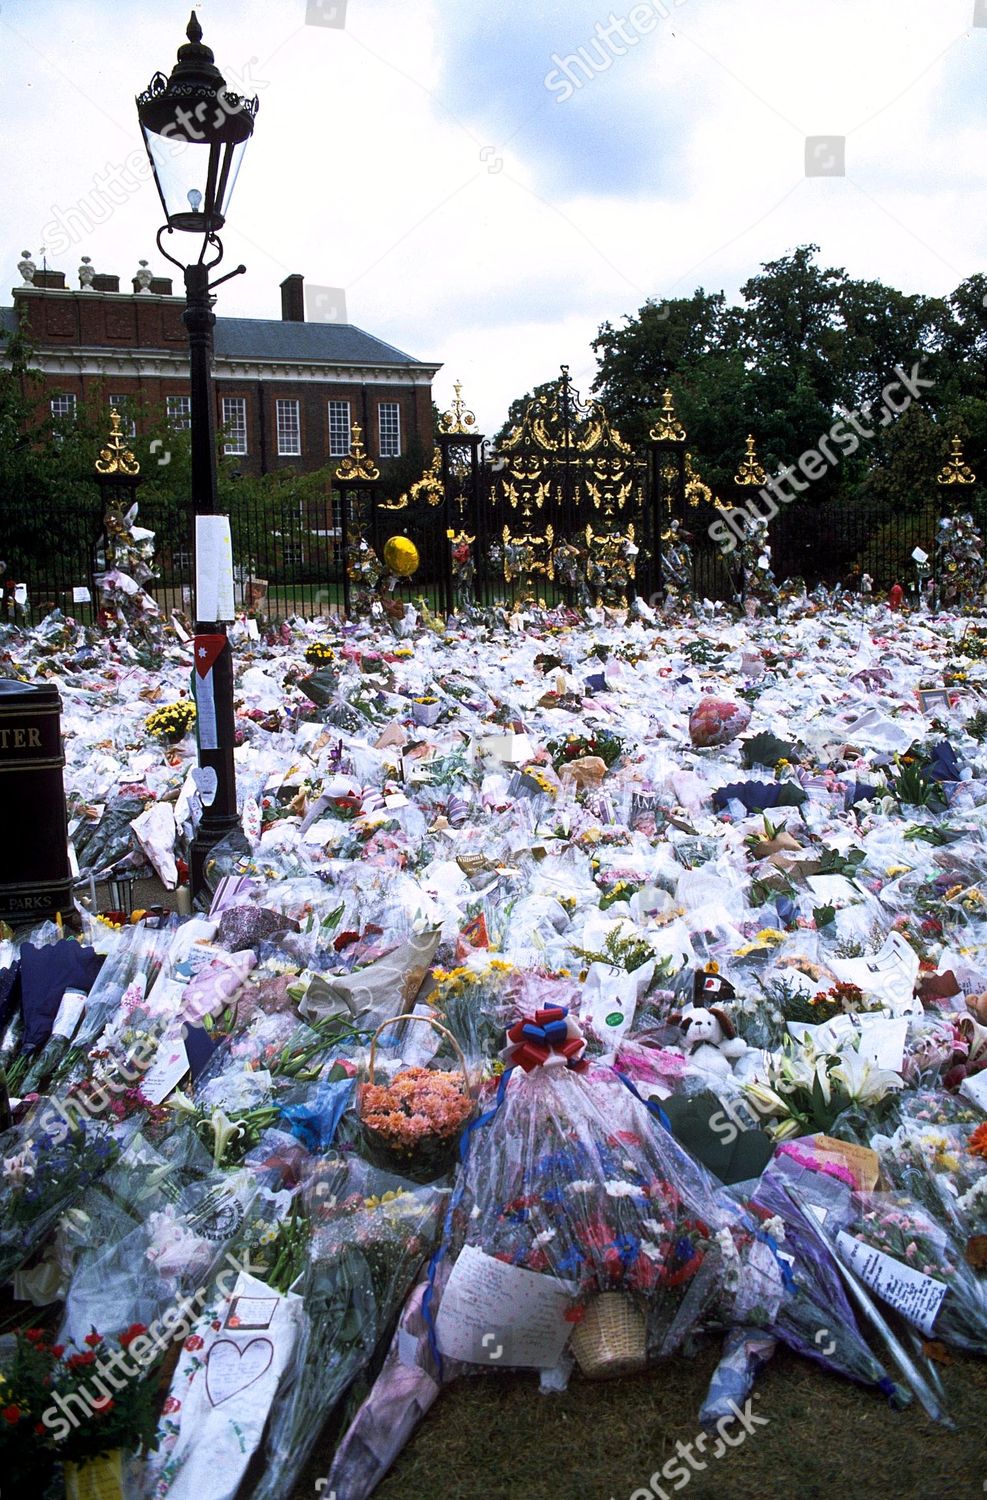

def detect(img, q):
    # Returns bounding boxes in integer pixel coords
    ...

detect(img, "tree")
[591,291,731,449]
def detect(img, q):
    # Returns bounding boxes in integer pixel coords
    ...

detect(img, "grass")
[295,1343,987,1500]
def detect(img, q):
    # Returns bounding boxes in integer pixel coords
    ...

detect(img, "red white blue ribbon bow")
[501,1005,588,1073]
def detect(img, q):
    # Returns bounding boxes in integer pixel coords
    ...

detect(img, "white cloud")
[2,0,985,438]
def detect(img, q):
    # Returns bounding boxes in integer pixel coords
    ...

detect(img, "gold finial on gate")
[439,380,477,436]
[937,434,976,486]
[649,389,686,444]
[335,422,380,482]
[95,409,140,477]
[733,434,766,487]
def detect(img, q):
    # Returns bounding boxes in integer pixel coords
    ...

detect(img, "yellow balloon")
[384,535,420,577]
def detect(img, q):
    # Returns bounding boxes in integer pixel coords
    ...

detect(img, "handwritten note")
[835,1231,948,1335]
[195,515,236,623]
[829,931,921,1014]
[435,1244,578,1368]
[140,1036,190,1105]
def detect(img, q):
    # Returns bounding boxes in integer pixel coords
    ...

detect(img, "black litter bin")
[0,678,71,921]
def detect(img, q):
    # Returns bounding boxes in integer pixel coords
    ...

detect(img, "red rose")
[184,1335,204,1352]
[2,1406,21,1424]
[91,1396,114,1415]
[51,1345,65,1358]
[84,1332,102,1348]
[24,1328,45,1344]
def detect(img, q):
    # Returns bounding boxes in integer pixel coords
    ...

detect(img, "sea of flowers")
[0,589,985,1497]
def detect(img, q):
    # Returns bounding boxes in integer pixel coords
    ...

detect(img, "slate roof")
[0,303,438,370]
[213,316,434,368]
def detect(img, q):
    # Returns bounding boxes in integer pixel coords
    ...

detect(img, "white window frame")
[50,393,77,421]
[276,398,301,456]
[108,395,136,438]
[166,394,192,430]
[328,399,351,458]
[378,401,401,458]
[221,396,248,456]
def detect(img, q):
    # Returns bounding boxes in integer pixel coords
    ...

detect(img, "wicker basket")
[358,1013,474,1181]
[569,1292,648,1379]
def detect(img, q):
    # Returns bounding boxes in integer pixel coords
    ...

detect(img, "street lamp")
[137,12,258,895]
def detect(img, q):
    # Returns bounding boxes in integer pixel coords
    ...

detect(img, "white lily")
[813,1056,833,1108]
[830,1046,903,1105]
[197,1107,247,1168]
[743,1080,793,1118]
[165,1090,198,1116]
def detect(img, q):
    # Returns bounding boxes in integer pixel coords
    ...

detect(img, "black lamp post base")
[189,816,247,901]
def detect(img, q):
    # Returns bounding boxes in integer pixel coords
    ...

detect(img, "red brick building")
[2,263,441,473]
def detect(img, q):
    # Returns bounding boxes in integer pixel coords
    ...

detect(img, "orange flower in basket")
[361,1066,473,1149]
[969,1122,987,1162]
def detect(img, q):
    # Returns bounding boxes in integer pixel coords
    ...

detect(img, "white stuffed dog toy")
[677,1004,749,1079]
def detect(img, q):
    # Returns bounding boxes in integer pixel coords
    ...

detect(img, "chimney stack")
[280,274,305,322]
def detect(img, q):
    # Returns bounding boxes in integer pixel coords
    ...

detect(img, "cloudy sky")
[3,0,986,434]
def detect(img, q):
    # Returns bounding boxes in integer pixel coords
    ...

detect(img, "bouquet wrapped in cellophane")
[430,1050,899,1393]
[838,1190,987,1355]
[247,1153,449,1500]
[0,1111,118,1286]
[432,1065,736,1378]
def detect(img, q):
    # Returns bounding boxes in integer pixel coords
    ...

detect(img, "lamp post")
[136,12,258,895]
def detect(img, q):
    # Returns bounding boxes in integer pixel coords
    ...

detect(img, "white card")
[195,667,218,750]
[435,1244,578,1369]
[787,1014,908,1072]
[959,1069,987,1113]
[194,515,236,622]
[828,931,921,1014]
[476,733,533,765]
[835,1231,948,1335]
[140,1036,191,1105]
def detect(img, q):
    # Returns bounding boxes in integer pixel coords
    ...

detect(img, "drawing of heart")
[204,1337,274,1407]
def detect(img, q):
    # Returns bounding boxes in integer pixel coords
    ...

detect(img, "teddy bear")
[676,1004,749,1080]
